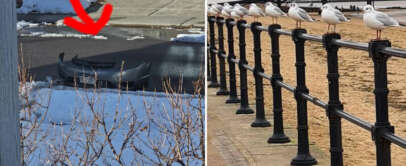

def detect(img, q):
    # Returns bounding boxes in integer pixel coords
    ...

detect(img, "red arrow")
[64,0,113,35]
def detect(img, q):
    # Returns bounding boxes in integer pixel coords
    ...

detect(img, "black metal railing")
[207,16,406,166]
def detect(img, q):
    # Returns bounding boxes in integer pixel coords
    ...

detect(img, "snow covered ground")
[171,34,205,44]
[17,0,97,14]
[21,83,204,165]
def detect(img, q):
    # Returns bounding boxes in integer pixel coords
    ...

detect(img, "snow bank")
[17,20,39,30]
[126,35,145,40]
[19,32,108,40]
[170,34,205,44]
[17,0,97,14]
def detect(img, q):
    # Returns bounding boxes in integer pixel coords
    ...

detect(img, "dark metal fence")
[207,16,406,166]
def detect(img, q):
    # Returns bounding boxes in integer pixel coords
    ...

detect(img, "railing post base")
[216,89,229,95]
[251,119,271,127]
[226,97,241,103]
[236,107,254,114]
[267,133,290,143]
[208,82,220,88]
[291,155,318,166]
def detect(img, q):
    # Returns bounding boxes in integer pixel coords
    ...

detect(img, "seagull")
[265,2,287,24]
[208,6,218,16]
[288,3,314,28]
[231,10,242,20]
[224,3,234,14]
[363,5,399,40]
[248,3,265,22]
[321,4,349,33]
[211,3,223,17]
[233,3,249,19]
[221,8,231,18]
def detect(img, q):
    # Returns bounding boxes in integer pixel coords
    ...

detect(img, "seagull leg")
[276,17,278,24]
[376,30,379,40]
[327,24,330,33]
[334,25,336,33]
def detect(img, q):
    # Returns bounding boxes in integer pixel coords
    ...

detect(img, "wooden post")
[0,1,22,165]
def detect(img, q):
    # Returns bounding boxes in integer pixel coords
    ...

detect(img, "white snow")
[17,20,39,30]
[170,34,205,44]
[17,0,97,14]
[126,35,145,40]
[19,32,108,40]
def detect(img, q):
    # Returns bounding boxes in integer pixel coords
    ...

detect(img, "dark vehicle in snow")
[58,53,151,90]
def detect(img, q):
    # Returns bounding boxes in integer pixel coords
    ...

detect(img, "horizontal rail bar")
[334,109,373,130]
[210,18,406,58]
[275,80,295,92]
[383,132,406,149]
[258,71,272,80]
[332,39,369,51]
[301,93,328,109]
[243,64,254,72]
[230,58,239,64]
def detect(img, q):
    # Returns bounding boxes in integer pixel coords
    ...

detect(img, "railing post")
[369,40,394,166]
[290,29,317,165]
[322,33,344,166]
[236,20,254,114]
[207,39,211,81]
[208,16,219,88]
[216,17,230,95]
[250,22,271,127]
[225,18,240,103]
[267,24,290,143]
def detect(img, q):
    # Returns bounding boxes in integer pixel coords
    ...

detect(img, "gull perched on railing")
[233,3,248,20]
[265,2,286,24]
[288,3,314,28]
[224,3,234,14]
[221,8,231,18]
[321,4,349,33]
[363,5,399,40]
[248,3,265,22]
[208,6,219,16]
[210,3,223,17]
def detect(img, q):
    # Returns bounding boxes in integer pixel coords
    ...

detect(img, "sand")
[211,10,406,166]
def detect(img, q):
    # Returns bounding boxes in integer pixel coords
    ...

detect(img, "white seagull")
[230,10,242,20]
[208,6,219,16]
[321,4,349,33]
[233,3,248,20]
[363,5,399,40]
[221,8,231,18]
[265,2,286,24]
[211,3,223,17]
[224,3,234,14]
[248,3,265,22]
[288,3,314,28]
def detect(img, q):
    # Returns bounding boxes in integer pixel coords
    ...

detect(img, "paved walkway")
[207,88,329,166]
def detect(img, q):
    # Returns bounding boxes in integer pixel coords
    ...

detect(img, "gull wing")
[334,10,348,22]
[297,8,313,21]
[376,12,399,26]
